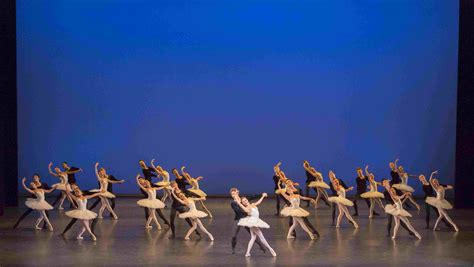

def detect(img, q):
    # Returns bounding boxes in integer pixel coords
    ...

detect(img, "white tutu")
[178,210,208,219]
[392,184,415,193]
[155,181,170,187]
[275,189,286,194]
[53,183,71,191]
[25,199,54,210]
[237,217,270,229]
[328,196,354,206]
[384,204,412,217]
[90,189,116,199]
[188,189,207,197]
[361,191,384,199]
[137,199,165,209]
[65,209,98,220]
[280,207,309,217]
[426,197,453,210]
[308,181,330,189]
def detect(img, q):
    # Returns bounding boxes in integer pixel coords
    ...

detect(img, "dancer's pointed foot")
[270,249,277,257]
[92,235,97,241]
[35,225,42,230]
[76,236,84,240]
[286,235,295,239]
[245,253,251,257]
[145,225,152,229]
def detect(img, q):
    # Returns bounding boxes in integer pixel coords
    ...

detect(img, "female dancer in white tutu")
[65,186,103,240]
[92,162,124,219]
[181,166,213,218]
[328,175,359,229]
[391,160,420,210]
[236,194,276,257]
[426,171,459,232]
[361,165,385,218]
[150,159,171,205]
[21,178,56,231]
[48,162,76,209]
[385,188,421,239]
[170,190,214,241]
[305,166,331,208]
[280,187,316,239]
[136,175,166,229]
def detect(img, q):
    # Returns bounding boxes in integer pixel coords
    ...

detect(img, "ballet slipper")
[309,233,315,240]
[270,249,277,257]
[287,235,295,239]
[209,234,214,241]
[92,235,97,241]
[245,253,251,257]
[184,236,190,240]
[145,225,152,229]
[76,236,84,240]
[35,226,42,230]
[58,207,64,210]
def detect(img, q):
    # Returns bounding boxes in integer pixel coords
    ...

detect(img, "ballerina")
[21,177,56,231]
[385,188,422,239]
[48,162,76,209]
[170,190,214,241]
[418,174,452,229]
[181,166,213,218]
[65,186,103,240]
[150,159,172,205]
[391,160,420,210]
[136,175,166,230]
[235,193,277,257]
[91,162,124,219]
[304,164,331,208]
[425,171,459,232]
[280,187,317,239]
[361,165,385,218]
[328,177,358,229]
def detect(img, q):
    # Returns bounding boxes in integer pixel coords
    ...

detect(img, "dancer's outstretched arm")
[21,178,35,194]
[48,162,58,177]
[394,158,399,170]
[136,175,148,191]
[42,185,57,194]
[252,193,268,206]
[94,162,101,180]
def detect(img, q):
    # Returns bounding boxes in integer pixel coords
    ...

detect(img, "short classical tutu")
[275,189,286,194]
[179,210,208,219]
[65,209,98,220]
[238,217,270,229]
[426,197,453,210]
[90,189,116,199]
[53,183,71,191]
[25,199,54,210]
[137,199,165,209]
[155,181,170,187]
[307,181,330,189]
[188,189,207,197]
[361,191,385,199]
[392,184,415,193]
[384,204,412,217]
[328,196,354,206]
[280,207,310,217]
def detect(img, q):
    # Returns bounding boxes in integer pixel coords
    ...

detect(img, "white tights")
[246,227,276,257]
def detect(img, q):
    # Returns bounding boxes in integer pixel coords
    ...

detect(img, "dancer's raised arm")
[136,175,147,191]
[364,165,370,177]
[394,158,399,170]
[48,162,58,177]
[252,193,268,206]
[94,162,101,179]
[21,178,35,194]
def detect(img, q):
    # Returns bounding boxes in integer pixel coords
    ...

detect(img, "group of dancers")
[13,158,459,257]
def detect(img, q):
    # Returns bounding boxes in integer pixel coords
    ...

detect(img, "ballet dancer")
[304,163,331,208]
[328,177,358,229]
[425,171,459,232]
[65,186,103,241]
[91,162,124,219]
[389,159,401,186]
[273,162,289,215]
[88,166,122,217]
[13,174,51,229]
[235,193,277,257]
[21,177,56,231]
[169,182,200,239]
[385,187,421,239]
[136,175,166,229]
[280,186,317,239]
[150,159,172,205]
[392,161,420,210]
[229,188,266,254]
[382,179,417,237]
[328,171,350,226]
[48,162,76,209]
[170,190,214,241]
[361,165,385,218]
[61,162,82,185]
[352,167,373,216]
[181,166,213,218]
[419,174,452,229]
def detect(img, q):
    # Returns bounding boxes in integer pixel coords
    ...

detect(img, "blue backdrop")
[17,0,459,195]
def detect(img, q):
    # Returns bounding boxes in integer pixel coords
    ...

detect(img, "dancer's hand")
[262,193,268,198]
[48,162,53,167]
[22,177,26,182]
[95,162,99,167]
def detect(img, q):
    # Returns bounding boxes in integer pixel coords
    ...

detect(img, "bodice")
[369,180,379,192]
[98,178,109,191]
[35,190,45,201]
[77,198,88,210]
[290,197,301,208]
[187,199,197,211]
[337,188,346,198]
[59,173,68,184]
[250,207,260,218]
[436,186,445,200]
[190,179,199,190]
[147,189,157,200]
[400,173,408,185]
[161,172,170,183]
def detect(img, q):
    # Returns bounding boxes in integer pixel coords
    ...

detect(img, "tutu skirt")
[361,191,384,199]
[179,210,208,219]
[392,184,415,193]
[328,196,354,206]
[275,189,286,194]
[188,189,207,197]
[280,207,310,217]
[137,199,165,209]
[155,181,170,188]
[65,209,98,220]
[53,183,71,191]
[25,199,54,210]
[90,189,116,199]
[384,204,412,217]
[425,197,453,209]
[238,217,270,229]
[308,181,330,189]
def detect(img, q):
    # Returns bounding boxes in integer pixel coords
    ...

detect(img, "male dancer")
[13,174,50,229]
[352,167,375,216]
[230,188,266,254]
[419,174,451,229]
[389,161,401,186]
[382,179,416,237]
[169,182,200,239]
[62,162,82,185]
[303,161,331,208]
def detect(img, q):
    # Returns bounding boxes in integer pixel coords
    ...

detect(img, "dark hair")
[32,173,40,178]
[381,178,388,182]
[62,162,68,165]
[356,167,362,171]
[172,168,177,172]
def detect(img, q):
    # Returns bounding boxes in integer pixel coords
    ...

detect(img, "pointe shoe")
[245,253,251,257]
[354,223,359,229]
[287,235,295,239]
[209,235,214,241]
[92,235,97,241]
[415,233,422,240]
[35,225,42,230]
[270,250,277,257]
[98,215,104,219]
[309,233,315,240]
[391,236,396,239]
[369,215,373,219]
[48,226,54,232]
[77,236,84,240]
[58,207,64,210]
[335,225,340,228]
[145,225,152,229]
[184,237,190,240]
[113,215,118,220]
[454,226,459,232]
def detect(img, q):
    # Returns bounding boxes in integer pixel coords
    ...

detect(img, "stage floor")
[0,197,473,266]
